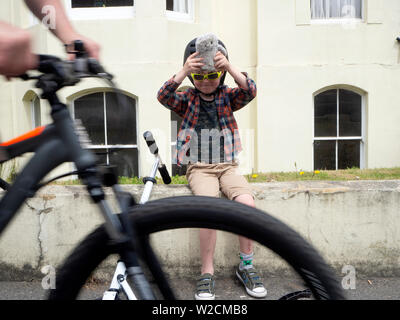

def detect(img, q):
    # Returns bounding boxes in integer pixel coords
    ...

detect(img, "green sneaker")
[195,273,215,300]
[236,266,267,298]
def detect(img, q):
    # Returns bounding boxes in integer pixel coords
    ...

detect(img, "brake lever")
[87,58,113,79]
[18,73,38,81]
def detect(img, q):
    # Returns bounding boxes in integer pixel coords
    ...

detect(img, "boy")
[157,36,266,300]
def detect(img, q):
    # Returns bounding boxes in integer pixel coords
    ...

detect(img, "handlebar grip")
[143,131,158,155]
[158,164,171,185]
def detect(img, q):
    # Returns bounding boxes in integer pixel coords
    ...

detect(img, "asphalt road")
[0,276,399,300]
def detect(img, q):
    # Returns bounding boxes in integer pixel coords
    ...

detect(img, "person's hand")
[64,33,101,60]
[0,22,38,78]
[183,52,204,75]
[214,51,230,72]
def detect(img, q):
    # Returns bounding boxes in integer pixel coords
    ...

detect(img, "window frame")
[310,0,364,25]
[166,0,194,22]
[66,0,135,20]
[70,90,139,176]
[312,88,366,170]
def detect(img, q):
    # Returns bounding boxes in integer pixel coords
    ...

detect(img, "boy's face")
[193,71,222,94]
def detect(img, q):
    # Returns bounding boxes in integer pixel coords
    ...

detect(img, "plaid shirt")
[157,74,257,166]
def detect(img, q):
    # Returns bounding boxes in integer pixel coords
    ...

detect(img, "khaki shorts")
[186,162,254,200]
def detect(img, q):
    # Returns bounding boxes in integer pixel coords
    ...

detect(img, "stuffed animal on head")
[195,33,227,72]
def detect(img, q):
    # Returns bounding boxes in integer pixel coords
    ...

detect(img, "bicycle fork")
[102,261,136,300]
[96,182,156,300]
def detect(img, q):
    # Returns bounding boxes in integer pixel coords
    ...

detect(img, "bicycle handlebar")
[158,164,172,185]
[143,131,171,185]
[143,131,158,155]
[18,40,113,97]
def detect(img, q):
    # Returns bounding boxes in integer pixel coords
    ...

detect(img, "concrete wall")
[1,180,400,280]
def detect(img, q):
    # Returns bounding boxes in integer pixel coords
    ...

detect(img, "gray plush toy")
[195,33,227,72]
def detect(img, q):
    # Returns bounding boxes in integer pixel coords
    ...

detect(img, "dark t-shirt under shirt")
[189,97,225,164]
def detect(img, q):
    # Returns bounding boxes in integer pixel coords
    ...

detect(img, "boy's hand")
[183,52,204,75]
[214,51,230,72]
[215,52,249,90]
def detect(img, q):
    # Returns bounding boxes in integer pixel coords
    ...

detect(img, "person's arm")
[224,75,257,112]
[214,51,256,111]
[157,78,189,118]
[173,51,204,84]
[157,52,203,116]
[214,51,248,90]
[24,0,100,59]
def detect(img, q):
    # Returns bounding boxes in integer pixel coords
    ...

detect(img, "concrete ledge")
[1,180,400,280]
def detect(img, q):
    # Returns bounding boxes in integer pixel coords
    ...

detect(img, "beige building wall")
[257,0,400,172]
[1,0,400,180]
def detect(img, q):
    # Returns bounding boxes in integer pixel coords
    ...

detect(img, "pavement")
[0,276,400,300]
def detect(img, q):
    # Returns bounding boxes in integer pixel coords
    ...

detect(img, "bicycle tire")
[48,196,346,300]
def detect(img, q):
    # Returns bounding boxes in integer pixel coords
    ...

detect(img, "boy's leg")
[199,228,217,275]
[186,163,220,300]
[187,164,220,274]
[219,164,267,298]
[219,166,255,254]
[234,194,255,255]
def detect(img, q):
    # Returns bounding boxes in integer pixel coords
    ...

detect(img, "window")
[68,0,135,20]
[71,0,134,8]
[31,95,41,128]
[311,0,363,21]
[72,92,138,177]
[166,0,194,21]
[313,89,364,170]
[171,111,187,176]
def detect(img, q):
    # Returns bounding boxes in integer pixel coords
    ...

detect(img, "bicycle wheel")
[48,196,345,300]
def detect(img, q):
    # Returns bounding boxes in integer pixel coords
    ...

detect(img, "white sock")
[239,252,254,270]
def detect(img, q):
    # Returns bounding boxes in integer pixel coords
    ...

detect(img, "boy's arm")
[214,52,256,111]
[157,77,189,117]
[225,63,249,90]
[157,52,204,116]
[225,73,257,112]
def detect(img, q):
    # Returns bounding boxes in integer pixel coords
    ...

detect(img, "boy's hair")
[183,34,229,86]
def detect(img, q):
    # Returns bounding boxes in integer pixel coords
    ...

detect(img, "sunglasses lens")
[207,73,219,79]
[192,74,204,81]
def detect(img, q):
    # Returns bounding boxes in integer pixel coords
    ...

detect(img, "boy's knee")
[233,194,255,207]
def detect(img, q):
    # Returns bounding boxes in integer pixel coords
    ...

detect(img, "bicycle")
[0,41,346,300]
[100,130,171,300]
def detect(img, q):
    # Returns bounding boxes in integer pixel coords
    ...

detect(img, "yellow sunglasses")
[191,71,222,81]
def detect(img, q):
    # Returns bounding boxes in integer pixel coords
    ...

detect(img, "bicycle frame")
[0,79,159,299]
[0,97,123,234]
